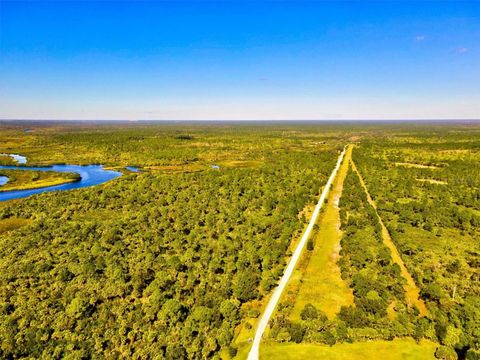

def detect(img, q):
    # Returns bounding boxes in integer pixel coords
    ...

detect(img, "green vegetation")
[0,122,341,359]
[351,132,480,358]
[0,217,32,234]
[0,121,478,359]
[0,155,16,166]
[350,160,428,316]
[260,338,437,360]
[268,164,430,348]
[0,169,80,191]
[0,122,342,168]
[260,126,480,359]
[288,145,354,321]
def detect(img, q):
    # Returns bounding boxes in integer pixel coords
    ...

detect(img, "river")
[0,159,122,202]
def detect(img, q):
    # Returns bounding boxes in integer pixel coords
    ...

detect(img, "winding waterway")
[0,158,122,202]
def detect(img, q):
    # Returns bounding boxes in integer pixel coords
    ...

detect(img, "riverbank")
[0,169,81,192]
[0,164,122,202]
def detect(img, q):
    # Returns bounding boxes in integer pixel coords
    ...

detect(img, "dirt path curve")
[350,159,429,317]
[247,146,348,360]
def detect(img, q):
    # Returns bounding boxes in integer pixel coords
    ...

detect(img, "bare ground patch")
[394,162,439,169]
[416,178,447,185]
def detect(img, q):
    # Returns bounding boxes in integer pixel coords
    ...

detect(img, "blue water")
[125,166,141,172]
[0,164,122,202]
[0,176,8,186]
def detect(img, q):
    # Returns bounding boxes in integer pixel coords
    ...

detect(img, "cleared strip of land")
[350,160,429,316]
[247,147,347,360]
[260,338,437,360]
[289,145,354,320]
[394,162,439,169]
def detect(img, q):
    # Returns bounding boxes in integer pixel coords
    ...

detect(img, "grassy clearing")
[394,162,439,169]
[144,163,206,172]
[0,170,80,192]
[0,217,31,234]
[0,155,17,166]
[142,160,262,173]
[218,160,263,169]
[233,298,268,350]
[289,145,354,320]
[350,160,428,316]
[260,338,437,360]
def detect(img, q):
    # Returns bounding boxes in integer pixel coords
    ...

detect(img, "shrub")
[307,239,314,251]
[466,349,480,360]
[300,303,318,320]
[321,330,337,346]
[435,346,457,360]
[227,346,238,358]
[233,270,260,301]
[248,308,261,318]
[288,323,305,343]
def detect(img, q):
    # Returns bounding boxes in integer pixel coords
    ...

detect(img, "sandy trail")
[350,160,429,317]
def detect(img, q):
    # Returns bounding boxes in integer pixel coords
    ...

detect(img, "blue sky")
[0,1,479,120]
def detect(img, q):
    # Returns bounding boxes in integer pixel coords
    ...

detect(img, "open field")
[395,162,439,169]
[260,338,437,360]
[0,155,17,166]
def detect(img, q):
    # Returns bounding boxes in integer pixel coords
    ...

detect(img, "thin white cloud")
[457,47,468,54]
[415,35,425,41]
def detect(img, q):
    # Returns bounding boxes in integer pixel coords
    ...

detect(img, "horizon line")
[1,119,480,123]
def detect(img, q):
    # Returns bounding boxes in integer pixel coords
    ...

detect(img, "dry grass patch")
[394,162,438,169]
[259,338,437,360]
[218,160,263,169]
[0,218,31,234]
[416,178,447,185]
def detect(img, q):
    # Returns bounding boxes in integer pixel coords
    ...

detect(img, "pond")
[125,166,141,173]
[0,176,8,186]
[0,162,122,202]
